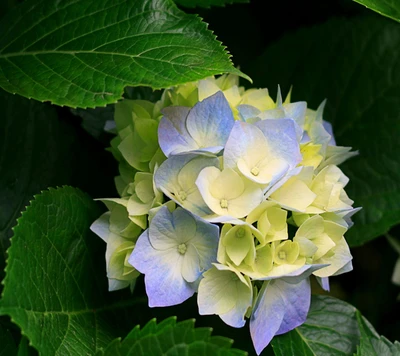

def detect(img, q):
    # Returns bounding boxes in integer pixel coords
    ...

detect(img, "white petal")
[181,244,201,283]
[224,121,269,172]
[90,212,111,242]
[313,237,352,277]
[255,119,302,169]
[227,183,264,218]
[198,265,252,328]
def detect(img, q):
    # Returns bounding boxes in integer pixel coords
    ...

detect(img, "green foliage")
[0,324,36,356]
[355,311,400,355]
[0,1,399,355]
[99,317,247,355]
[353,0,400,23]
[175,0,248,8]
[0,0,247,108]
[0,90,62,264]
[245,15,400,246]
[0,187,145,355]
[16,337,35,356]
[0,89,115,285]
[271,295,360,356]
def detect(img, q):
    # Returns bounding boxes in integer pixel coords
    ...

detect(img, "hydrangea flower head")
[91,75,360,355]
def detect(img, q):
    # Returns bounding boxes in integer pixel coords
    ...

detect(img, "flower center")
[220,199,228,209]
[251,166,260,176]
[177,243,187,255]
[278,251,287,260]
[178,190,187,201]
[236,228,245,238]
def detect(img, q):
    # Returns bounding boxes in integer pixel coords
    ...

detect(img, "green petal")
[223,225,254,266]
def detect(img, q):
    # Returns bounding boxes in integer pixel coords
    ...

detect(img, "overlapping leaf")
[353,0,400,23]
[245,15,400,246]
[0,187,144,355]
[355,311,400,356]
[0,0,247,108]
[99,317,247,355]
[0,89,115,286]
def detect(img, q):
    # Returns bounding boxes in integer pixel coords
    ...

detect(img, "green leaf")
[245,15,400,246]
[0,89,116,286]
[0,187,146,355]
[355,311,400,355]
[175,0,248,8]
[99,317,247,356]
[0,324,17,356]
[353,0,400,23]
[271,295,360,356]
[16,337,35,356]
[0,0,248,109]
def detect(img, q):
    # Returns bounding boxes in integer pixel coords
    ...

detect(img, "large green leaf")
[0,89,116,285]
[355,311,400,355]
[0,187,145,355]
[175,0,248,8]
[353,0,400,23]
[245,15,400,246]
[99,317,246,355]
[271,295,360,356]
[0,0,247,108]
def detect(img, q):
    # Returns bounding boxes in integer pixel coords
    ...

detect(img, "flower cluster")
[91,74,360,354]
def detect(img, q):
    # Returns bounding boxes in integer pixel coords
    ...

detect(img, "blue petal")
[158,92,235,156]
[158,106,197,157]
[149,206,192,250]
[250,278,311,355]
[255,118,302,169]
[322,120,336,145]
[128,229,195,307]
[316,277,330,291]
[237,104,261,122]
[186,91,234,151]
[275,278,311,335]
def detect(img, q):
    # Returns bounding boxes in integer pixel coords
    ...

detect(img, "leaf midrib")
[1,50,217,94]
[0,47,213,60]
[294,328,317,356]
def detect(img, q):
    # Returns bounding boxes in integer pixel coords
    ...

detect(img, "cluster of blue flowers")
[91,75,359,354]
